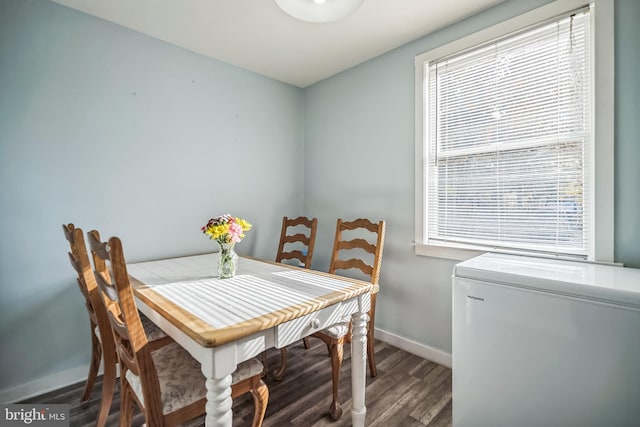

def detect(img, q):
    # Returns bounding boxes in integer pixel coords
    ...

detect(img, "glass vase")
[218,242,238,279]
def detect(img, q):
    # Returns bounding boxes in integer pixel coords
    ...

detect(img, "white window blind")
[425,7,592,257]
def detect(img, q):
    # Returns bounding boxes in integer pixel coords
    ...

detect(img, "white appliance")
[452,253,640,427]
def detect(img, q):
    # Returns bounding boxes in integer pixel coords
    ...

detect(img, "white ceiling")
[51,0,505,88]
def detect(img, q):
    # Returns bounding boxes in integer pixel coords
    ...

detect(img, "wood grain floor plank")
[410,367,452,425]
[375,374,446,427]
[427,400,453,427]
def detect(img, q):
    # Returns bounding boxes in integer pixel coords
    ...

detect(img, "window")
[415,0,614,262]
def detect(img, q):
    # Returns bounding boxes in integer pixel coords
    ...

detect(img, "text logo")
[1,405,69,426]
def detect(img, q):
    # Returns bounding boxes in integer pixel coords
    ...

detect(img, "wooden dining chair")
[308,218,385,420]
[63,224,170,427]
[264,216,318,380]
[275,216,318,269]
[62,224,117,427]
[86,229,269,427]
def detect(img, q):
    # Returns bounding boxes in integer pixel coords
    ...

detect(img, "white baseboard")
[375,327,452,369]
[0,365,90,404]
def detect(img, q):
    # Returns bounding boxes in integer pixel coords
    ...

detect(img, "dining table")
[126,253,376,427]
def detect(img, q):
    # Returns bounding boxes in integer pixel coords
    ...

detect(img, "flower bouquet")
[201,214,252,278]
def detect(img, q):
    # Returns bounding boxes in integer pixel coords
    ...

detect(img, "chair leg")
[95,348,117,427]
[81,325,102,402]
[304,335,331,355]
[328,339,344,421]
[367,300,378,377]
[119,384,134,427]
[273,348,287,381]
[260,350,268,378]
[367,312,378,377]
[250,377,269,427]
[367,329,377,378]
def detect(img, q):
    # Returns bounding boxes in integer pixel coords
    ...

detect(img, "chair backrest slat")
[336,238,377,254]
[332,258,373,276]
[282,232,311,245]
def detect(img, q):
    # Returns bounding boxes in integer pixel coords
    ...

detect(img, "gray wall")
[0,0,304,391]
[304,0,640,355]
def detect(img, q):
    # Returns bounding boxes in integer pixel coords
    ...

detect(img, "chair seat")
[126,342,263,415]
[140,313,167,341]
[316,315,351,339]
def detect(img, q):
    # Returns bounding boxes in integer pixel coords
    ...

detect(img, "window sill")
[413,242,611,265]
[414,242,484,262]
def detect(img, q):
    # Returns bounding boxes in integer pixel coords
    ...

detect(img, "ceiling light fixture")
[274,0,365,23]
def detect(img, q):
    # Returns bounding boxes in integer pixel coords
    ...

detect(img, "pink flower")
[228,222,243,243]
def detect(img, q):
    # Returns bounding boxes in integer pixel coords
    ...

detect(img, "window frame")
[414,0,614,262]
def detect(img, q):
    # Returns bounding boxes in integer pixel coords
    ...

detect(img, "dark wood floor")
[22,339,452,426]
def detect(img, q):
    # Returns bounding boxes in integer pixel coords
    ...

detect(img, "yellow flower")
[236,218,252,232]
